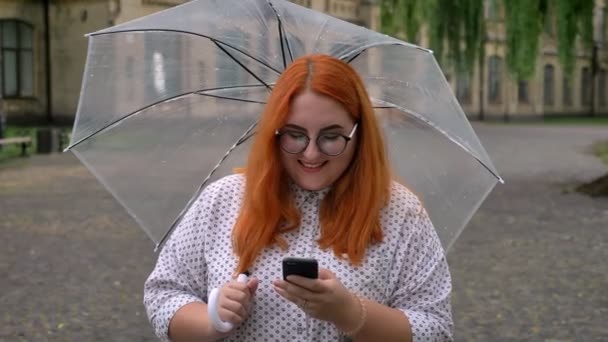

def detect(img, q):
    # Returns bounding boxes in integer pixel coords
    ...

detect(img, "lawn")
[542,116,608,125]
[0,127,37,164]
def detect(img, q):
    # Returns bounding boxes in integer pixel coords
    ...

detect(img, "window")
[1,20,34,98]
[144,33,181,102]
[518,80,530,104]
[599,69,606,107]
[487,56,502,104]
[543,64,554,106]
[456,72,471,104]
[581,67,591,106]
[485,0,499,19]
[562,75,573,106]
[216,30,250,87]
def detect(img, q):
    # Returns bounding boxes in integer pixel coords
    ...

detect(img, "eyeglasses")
[275,123,358,156]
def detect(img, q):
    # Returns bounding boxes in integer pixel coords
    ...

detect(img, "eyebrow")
[283,123,345,132]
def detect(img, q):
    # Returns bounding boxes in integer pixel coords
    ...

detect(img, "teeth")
[301,162,323,168]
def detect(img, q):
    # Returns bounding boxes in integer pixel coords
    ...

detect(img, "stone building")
[0,0,605,124]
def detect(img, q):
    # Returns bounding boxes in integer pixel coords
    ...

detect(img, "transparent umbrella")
[66,0,503,251]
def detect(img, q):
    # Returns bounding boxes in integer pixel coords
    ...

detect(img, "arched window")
[487,56,502,104]
[562,75,573,106]
[543,64,554,106]
[518,80,530,104]
[599,69,607,107]
[1,19,34,98]
[581,67,591,106]
[456,71,472,104]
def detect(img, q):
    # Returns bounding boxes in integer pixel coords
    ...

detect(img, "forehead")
[286,91,352,128]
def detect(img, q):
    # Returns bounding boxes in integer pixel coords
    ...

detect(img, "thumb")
[246,277,259,294]
[318,268,336,280]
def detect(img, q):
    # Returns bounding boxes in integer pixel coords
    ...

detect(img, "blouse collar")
[288,180,331,206]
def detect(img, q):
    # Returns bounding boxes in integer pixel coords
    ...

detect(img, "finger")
[284,275,325,293]
[318,268,336,280]
[247,277,259,294]
[217,304,246,324]
[273,279,320,303]
[219,296,248,321]
[273,284,300,304]
[226,281,251,293]
[223,288,249,306]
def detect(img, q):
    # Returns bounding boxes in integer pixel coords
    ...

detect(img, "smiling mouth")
[298,161,327,169]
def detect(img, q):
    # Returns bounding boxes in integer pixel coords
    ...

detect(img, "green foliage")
[380,0,434,43]
[380,0,596,80]
[0,127,36,164]
[380,0,484,75]
[555,0,594,78]
[503,0,548,80]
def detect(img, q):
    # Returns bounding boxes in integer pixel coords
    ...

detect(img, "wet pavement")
[0,123,607,341]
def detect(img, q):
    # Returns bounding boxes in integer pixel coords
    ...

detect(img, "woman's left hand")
[272,268,359,326]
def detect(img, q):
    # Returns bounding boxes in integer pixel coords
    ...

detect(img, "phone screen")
[282,257,318,280]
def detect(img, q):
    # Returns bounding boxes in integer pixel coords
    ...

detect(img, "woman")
[144,54,453,341]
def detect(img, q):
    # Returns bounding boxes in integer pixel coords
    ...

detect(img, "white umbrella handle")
[208,274,249,333]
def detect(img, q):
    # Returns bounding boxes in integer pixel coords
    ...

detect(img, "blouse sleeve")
[387,204,454,342]
[142,192,212,341]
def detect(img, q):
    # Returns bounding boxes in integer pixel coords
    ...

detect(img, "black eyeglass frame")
[274,123,358,156]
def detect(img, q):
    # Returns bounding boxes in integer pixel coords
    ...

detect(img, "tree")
[380,0,595,80]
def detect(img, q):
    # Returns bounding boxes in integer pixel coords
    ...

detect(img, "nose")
[301,137,322,160]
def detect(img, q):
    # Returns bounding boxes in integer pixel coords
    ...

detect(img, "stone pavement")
[0,123,606,341]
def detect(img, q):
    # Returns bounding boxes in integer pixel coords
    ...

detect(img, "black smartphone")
[282,257,318,280]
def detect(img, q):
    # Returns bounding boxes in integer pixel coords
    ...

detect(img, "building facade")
[0,0,605,125]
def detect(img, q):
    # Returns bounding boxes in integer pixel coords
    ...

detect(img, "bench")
[0,136,32,156]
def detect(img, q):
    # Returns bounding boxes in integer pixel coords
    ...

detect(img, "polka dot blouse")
[144,174,453,341]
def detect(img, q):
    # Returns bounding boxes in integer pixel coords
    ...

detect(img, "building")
[0,0,605,125]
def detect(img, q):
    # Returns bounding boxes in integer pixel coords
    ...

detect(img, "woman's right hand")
[216,276,259,327]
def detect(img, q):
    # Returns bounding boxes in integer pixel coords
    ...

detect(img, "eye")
[319,134,341,141]
[285,131,307,140]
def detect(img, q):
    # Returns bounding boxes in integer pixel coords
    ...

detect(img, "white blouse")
[144,174,453,341]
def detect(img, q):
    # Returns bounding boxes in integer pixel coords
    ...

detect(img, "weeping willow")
[380,0,595,79]
[380,0,484,74]
[380,0,434,43]
[555,0,594,78]
[503,0,548,80]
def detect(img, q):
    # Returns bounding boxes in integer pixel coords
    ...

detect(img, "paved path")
[0,123,606,341]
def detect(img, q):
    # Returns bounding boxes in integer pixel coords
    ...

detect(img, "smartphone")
[282,257,318,280]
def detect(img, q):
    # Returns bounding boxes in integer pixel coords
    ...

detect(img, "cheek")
[280,151,297,169]
[333,147,356,172]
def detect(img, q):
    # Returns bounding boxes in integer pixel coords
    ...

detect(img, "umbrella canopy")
[67,0,502,251]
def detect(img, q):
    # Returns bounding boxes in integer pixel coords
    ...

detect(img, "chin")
[295,177,331,191]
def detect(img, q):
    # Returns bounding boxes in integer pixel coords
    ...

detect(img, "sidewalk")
[1,123,607,341]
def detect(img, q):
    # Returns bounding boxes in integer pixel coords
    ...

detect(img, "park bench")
[0,136,32,156]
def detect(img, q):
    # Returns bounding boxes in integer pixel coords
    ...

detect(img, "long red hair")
[232,54,391,273]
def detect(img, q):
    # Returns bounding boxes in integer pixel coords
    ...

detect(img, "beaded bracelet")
[341,294,367,337]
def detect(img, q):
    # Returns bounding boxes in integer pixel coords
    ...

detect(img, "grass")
[593,140,608,166]
[488,115,608,126]
[0,126,71,165]
[0,127,37,164]
[542,116,608,126]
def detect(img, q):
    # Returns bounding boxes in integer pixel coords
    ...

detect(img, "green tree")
[380,0,595,79]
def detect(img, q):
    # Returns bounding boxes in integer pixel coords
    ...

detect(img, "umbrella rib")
[66,85,265,150]
[375,101,502,182]
[195,92,267,104]
[90,28,283,75]
[268,1,287,69]
[213,40,272,91]
[156,121,258,251]
[346,51,363,64]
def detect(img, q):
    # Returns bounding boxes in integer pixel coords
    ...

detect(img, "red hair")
[232,54,391,273]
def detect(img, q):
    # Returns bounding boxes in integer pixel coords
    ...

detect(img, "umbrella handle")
[208,273,249,333]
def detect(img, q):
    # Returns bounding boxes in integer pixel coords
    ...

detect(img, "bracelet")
[341,294,367,336]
